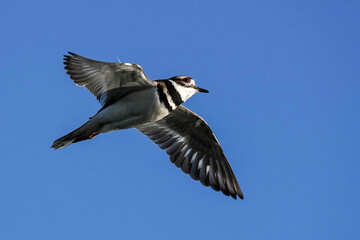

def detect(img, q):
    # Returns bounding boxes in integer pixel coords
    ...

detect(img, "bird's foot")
[89,133,99,139]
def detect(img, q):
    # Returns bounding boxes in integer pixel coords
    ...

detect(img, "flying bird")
[52,52,243,199]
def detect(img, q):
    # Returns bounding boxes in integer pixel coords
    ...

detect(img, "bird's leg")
[89,132,99,139]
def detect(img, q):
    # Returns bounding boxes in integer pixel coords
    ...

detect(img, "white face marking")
[169,80,198,102]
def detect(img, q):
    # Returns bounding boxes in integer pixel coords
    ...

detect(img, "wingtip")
[63,52,77,60]
[63,53,75,67]
[230,192,244,200]
[236,186,244,199]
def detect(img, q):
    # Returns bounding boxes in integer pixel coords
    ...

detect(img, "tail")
[51,121,100,150]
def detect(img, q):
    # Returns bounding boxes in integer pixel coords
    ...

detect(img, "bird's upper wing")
[136,105,243,199]
[64,52,155,106]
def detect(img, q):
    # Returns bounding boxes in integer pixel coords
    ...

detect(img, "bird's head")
[169,75,209,102]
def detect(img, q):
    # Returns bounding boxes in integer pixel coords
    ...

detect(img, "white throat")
[169,80,197,102]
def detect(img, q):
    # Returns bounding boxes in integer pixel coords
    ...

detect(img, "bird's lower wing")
[136,105,243,199]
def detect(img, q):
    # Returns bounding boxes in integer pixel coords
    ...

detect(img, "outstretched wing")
[63,52,155,106]
[136,105,243,199]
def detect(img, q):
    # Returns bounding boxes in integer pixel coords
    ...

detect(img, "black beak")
[197,87,209,93]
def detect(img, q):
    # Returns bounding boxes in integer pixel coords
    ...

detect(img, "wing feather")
[63,52,155,106]
[137,105,243,199]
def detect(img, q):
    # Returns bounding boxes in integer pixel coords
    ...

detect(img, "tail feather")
[51,121,99,150]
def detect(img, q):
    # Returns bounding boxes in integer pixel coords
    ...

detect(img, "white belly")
[90,88,171,132]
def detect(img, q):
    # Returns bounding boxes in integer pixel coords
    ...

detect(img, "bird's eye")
[183,77,191,83]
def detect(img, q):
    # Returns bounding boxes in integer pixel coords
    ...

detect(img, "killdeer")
[52,52,243,199]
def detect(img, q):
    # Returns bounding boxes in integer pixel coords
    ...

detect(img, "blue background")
[1,0,359,239]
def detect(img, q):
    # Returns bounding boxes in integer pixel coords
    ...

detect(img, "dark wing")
[136,105,243,199]
[64,52,155,106]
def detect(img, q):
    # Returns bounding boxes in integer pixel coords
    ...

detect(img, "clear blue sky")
[1,0,359,239]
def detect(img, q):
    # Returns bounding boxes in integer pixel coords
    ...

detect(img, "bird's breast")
[92,88,174,128]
